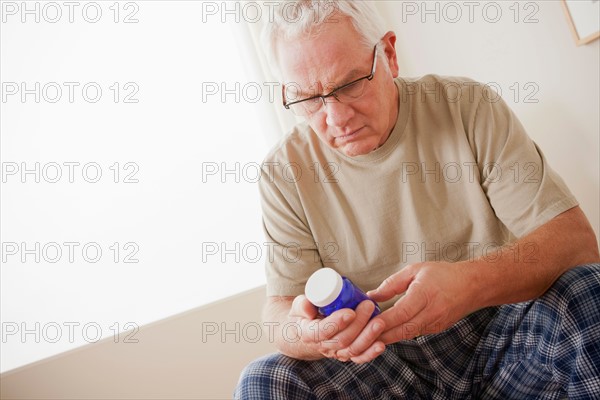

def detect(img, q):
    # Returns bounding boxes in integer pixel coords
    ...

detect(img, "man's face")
[276,19,400,157]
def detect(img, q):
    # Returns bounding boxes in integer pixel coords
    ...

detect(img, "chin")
[340,142,378,157]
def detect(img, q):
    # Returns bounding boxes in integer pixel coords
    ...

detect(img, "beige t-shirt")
[258,75,577,309]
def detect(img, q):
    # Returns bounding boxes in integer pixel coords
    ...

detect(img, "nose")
[324,99,355,128]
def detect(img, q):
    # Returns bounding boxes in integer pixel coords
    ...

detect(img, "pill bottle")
[305,268,381,318]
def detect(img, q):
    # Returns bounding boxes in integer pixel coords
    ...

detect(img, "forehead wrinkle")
[312,46,374,93]
[287,62,367,98]
[283,65,324,98]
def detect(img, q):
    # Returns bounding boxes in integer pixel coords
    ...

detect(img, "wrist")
[457,259,498,312]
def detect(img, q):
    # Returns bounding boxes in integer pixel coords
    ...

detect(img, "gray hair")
[261,0,388,80]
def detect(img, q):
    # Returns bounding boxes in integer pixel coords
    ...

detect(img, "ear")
[380,31,399,78]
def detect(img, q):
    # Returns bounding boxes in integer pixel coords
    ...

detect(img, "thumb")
[367,266,415,302]
[290,294,319,320]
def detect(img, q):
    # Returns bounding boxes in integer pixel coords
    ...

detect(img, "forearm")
[468,206,600,309]
[262,296,324,361]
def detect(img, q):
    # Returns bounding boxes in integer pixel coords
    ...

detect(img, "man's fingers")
[376,285,428,337]
[367,267,415,302]
[319,300,374,350]
[335,314,385,360]
[304,309,357,343]
[289,295,319,320]
[379,314,429,344]
[349,341,386,364]
[289,295,356,344]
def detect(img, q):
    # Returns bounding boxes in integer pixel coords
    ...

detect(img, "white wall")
[0,287,275,399]
[376,0,599,239]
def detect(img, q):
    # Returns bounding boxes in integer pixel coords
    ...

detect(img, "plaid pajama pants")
[234,264,600,399]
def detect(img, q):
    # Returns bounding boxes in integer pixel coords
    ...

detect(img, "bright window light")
[1,1,272,372]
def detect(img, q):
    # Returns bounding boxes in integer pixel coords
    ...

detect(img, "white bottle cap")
[305,268,343,307]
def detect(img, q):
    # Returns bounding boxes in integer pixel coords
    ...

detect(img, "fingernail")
[343,313,353,322]
[375,344,384,353]
[372,322,383,332]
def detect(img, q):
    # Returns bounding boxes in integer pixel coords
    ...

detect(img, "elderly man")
[235,1,600,398]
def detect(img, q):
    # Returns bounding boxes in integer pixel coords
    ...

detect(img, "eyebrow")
[336,68,364,87]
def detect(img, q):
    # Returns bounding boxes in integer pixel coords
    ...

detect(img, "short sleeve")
[258,159,322,297]
[469,92,578,237]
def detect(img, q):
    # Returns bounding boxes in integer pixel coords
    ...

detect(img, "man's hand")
[327,261,473,364]
[286,295,387,363]
[367,261,475,345]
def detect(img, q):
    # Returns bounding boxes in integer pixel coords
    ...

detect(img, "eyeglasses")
[282,44,378,117]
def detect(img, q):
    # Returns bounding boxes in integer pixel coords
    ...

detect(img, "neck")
[377,82,400,148]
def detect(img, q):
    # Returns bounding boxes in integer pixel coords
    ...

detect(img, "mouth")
[335,127,364,143]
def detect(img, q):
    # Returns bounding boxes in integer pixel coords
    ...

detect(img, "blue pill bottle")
[305,268,381,318]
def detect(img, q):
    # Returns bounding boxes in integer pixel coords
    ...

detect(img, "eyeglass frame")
[282,44,379,114]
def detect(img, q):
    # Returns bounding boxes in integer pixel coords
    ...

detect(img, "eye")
[339,80,365,98]
[302,97,322,112]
